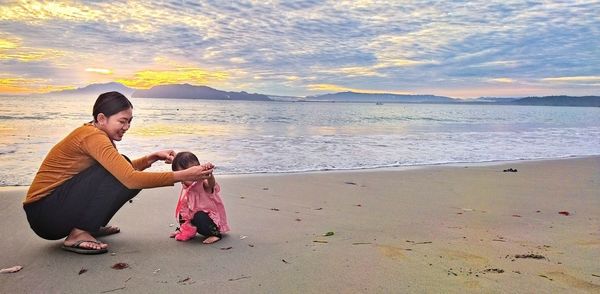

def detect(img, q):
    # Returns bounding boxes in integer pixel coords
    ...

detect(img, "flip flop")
[91,226,120,237]
[61,240,108,255]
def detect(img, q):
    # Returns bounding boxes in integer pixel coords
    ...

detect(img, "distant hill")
[132,84,272,101]
[306,91,457,103]
[268,95,304,102]
[20,82,600,107]
[510,96,600,107]
[43,82,135,98]
[470,97,519,103]
[39,82,271,102]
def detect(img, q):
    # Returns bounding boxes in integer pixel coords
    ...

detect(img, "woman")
[23,91,213,254]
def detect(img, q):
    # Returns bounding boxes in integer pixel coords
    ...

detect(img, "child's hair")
[172,151,200,171]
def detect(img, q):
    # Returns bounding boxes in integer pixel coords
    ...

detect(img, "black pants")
[182,211,221,238]
[23,157,141,240]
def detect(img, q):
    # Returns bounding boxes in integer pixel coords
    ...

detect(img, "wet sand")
[1,157,599,293]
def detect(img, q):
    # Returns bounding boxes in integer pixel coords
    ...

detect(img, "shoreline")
[3,155,598,190]
[2,156,599,292]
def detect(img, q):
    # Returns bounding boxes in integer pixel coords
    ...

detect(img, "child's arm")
[200,162,216,193]
[204,173,216,193]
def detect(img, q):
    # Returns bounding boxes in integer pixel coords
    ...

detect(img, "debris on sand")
[177,277,192,284]
[100,286,126,293]
[111,262,129,270]
[515,254,546,260]
[406,240,432,245]
[78,268,87,275]
[323,231,335,236]
[558,211,570,216]
[0,265,23,273]
[503,168,518,172]
[539,274,553,281]
[344,181,357,185]
[483,268,505,274]
[228,275,250,282]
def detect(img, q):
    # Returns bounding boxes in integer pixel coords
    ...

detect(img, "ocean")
[1,96,599,186]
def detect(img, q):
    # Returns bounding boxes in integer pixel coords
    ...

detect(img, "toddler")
[170,151,229,243]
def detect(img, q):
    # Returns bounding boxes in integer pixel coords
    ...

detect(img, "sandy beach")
[1,157,599,293]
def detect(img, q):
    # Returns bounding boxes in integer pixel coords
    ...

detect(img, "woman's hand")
[200,162,215,171]
[173,165,214,182]
[149,150,176,165]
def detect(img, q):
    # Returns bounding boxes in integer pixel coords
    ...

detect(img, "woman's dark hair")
[172,151,200,171]
[92,91,133,122]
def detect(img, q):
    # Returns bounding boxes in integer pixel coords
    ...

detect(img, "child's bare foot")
[203,236,221,244]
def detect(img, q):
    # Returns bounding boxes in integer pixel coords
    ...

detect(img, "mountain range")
[131,84,271,101]
[42,82,136,97]
[35,82,600,107]
[305,91,456,103]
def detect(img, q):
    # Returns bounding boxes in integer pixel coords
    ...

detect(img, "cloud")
[229,57,246,64]
[0,35,65,62]
[0,76,73,94]
[0,1,101,22]
[0,38,18,49]
[0,1,598,97]
[307,83,412,95]
[541,76,600,85]
[115,67,229,89]
[85,68,112,74]
[489,78,516,83]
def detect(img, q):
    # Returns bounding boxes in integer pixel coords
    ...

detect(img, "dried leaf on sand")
[111,262,129,270]
[0,265,23,273]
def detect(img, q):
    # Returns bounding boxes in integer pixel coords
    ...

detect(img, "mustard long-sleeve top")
[24,123,175,204]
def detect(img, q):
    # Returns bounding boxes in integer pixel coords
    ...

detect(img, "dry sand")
[1,157,599,293]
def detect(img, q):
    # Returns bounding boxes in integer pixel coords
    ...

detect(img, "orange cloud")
[0,1,100,22]
[116,67,229,89]
[0,77,74,94]
[0,37,65,62]
[0,38,18,49]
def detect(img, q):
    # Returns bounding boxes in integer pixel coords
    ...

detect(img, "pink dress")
[174,180,230,241]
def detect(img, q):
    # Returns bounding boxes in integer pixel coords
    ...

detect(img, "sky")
[0,0,599,99]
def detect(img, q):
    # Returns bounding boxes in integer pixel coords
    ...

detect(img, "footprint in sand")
[377,245,408,261]
[441,249,489,266]
[463,280,482,289]
[544,272,600,291]
[574,240,600,247]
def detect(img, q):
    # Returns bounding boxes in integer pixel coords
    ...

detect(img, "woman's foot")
[92,225,120,237]
[64,228,108,250]
[202,236,221,244]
